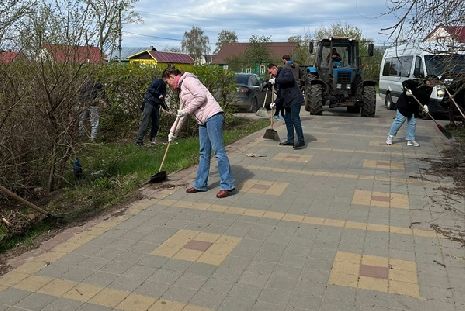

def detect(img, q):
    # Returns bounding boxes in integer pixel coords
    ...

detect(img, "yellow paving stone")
[328,272,358,287]
[335,251,361,264]
[195,232,220,243]
[413,228,437,238]
[247,187,267,194]
[208,204,227,213]
[243,209,265,217]
[358,276,388,292]
[389,259,417,272]
[89,287,130,308]
[62,283,102,302]
[0,271,30,286]
[324,218,345,227]
[389,269,418,284]
[38,278,76,296]
[263,211,284,220]
[282,213,305,222]
[332,261,360,275]
[173,200,194,208]
[15,261,49,274]
[152,243,182,258]
[370,191,391,208]
[238,180,255,191]
[362,255,389,267]
[352,190,372,206]
[148,299,185,311]
[224,206,246,215]
[265,182,289,196]
[390,227,413,235]
[0,284,8,291]
[345,221,367,230]
[197,253,226,266]
[366,224,390,232]
[34,251,67,263]
[173,248,203,261]
[14,275,53,292]
[302,216,325,225]
[183,305,212,311]
[389,280,420,298]
[390,193,409,209]
[157,199,177,207]
[116,293,157,311]
[192,202,211,211]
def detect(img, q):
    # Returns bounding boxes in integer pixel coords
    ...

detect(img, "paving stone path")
[1,100,464,311]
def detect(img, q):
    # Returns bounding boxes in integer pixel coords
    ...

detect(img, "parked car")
[232,73,270,112]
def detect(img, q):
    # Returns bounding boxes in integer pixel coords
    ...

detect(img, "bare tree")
[83,0,140,58]
[314,23,363,41]
[181,26,210,64]
[383,0,465,49]
[214,30,237,54]
[0,0,36,47]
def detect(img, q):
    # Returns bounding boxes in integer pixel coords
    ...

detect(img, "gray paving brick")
[41,298,82,311]
[0,288,30,306]
[14,292,55,310]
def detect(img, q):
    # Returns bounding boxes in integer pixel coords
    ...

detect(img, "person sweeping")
[386,76,436,147]
[162,67,235,199]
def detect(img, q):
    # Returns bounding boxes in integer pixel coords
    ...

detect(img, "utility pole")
[118,2,122,61]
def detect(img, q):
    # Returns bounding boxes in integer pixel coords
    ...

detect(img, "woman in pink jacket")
[162,67,235,198]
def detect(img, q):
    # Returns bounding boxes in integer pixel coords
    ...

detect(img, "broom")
[255,88,269,118]
[410,92,452,139]
[263,84,280,141]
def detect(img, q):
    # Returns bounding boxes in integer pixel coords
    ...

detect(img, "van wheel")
[385,93,395,110]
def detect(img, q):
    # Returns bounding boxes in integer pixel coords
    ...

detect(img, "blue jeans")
[388,110,416,141]
[193,113,235,191]
[283,101,304,144]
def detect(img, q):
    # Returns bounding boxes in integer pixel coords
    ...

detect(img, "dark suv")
[233,73,268,112]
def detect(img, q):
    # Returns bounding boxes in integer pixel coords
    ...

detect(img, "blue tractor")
[304,37,376,117]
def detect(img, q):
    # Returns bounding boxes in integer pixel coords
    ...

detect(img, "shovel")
[149,116,181,183]
[263,84,280,141]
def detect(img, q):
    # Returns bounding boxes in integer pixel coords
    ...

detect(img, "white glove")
[268,78,275,85]
[168,132,176,142]
[176,109,187,117]
[158,94,164,99]
[405,89,413,97]
[270,102,276,109]
[423,105,429,114]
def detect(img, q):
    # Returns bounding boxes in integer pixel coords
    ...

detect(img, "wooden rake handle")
[159,115,181,172]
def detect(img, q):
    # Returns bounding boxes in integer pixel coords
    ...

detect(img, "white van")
[378,43,465,115]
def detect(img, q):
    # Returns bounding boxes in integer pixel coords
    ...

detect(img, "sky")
[123,0,400,51]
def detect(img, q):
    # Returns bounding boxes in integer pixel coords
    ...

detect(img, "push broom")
[410,92,452,139]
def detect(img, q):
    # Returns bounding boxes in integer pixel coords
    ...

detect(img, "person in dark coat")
[78,78,105,141]
[267,63,305,149]
[136,78,168,146]
[386,76,435,147]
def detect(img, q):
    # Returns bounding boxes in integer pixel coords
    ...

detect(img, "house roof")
[128,49,194,64]
[0,51,21,64]
[44,44,104,64]
[425,25,465,43]
[212,42,299,65]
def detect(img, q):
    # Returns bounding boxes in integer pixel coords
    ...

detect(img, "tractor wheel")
[347,106,360,113]
[361,86,376,117]
[385,92,395,110]
[248,97,259,113]
[308,84,323,115]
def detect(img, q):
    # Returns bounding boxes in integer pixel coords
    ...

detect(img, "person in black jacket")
[136,78,168,146]
[267,63,305,149]
[386,76,435,147]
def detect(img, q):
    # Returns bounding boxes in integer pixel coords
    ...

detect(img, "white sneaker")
[386,135,393,145]
[407,140,420,147]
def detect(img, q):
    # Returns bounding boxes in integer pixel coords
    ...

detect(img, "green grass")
[0,116,268,253]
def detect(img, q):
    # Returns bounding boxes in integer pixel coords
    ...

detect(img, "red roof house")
[425,25,465,44]
[42,44,105,64]
[128,48,194,68]
[0,51,22,64]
